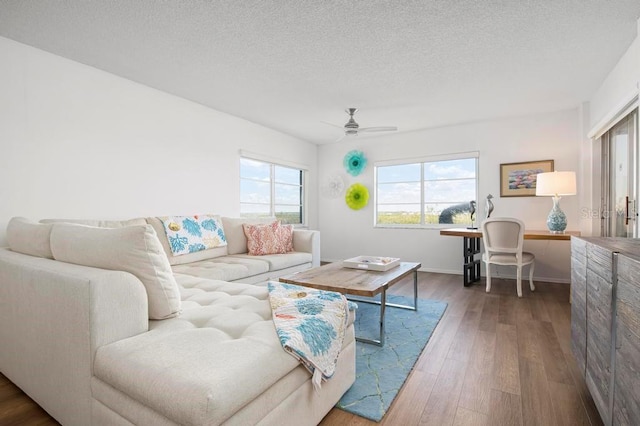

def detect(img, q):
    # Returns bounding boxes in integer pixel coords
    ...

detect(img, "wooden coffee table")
[279,261,421,346]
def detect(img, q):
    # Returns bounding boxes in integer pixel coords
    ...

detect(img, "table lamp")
[535,171,577,233]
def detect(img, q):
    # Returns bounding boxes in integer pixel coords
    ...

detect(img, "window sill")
[374,224,473,230]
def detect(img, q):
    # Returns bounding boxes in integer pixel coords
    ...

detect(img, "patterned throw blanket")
[158,215,227,256]
[267,281,356,391]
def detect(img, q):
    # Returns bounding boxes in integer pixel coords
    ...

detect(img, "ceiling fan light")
[322,108,397,141]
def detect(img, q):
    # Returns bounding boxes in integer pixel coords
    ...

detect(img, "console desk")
[440,228,580,286]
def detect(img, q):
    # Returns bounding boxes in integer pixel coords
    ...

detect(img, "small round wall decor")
[343,150,367,176]
[321,174,345,198]
[345,183,369,210]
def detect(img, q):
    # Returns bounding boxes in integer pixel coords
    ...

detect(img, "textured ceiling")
[1,1,639,144]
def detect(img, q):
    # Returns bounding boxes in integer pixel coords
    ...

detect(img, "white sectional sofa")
[0,216,355,425]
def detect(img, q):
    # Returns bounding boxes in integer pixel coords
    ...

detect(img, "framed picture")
[500,159,554,197]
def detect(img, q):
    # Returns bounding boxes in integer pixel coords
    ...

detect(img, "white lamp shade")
[536,171,577,196]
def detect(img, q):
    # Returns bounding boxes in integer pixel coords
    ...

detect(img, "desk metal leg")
[463,236,481,286]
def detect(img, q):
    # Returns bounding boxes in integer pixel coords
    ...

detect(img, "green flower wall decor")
[343,150,367,176]
[345,183,369,210]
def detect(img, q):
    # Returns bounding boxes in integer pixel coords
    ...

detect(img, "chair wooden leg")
[516,266,523,298]
[485,263,491,293]
[529,262,535,291]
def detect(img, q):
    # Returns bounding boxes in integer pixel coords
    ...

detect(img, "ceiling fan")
[325,108,398,141]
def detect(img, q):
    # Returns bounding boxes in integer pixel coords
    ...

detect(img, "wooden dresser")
[571,237,640,426]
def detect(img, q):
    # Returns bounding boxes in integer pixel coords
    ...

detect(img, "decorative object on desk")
[343,256,400,271]
[467,200,477,229]
[500,159,554,197]
[321,174,345,198]
[336,294,447,422]
[438,202,473,224]
[535,170,577,233]
[345,183,369,210]
[485,194,494,219]
[343,150,367,176]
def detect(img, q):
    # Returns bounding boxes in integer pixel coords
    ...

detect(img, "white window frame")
[374,151,479,229]
[239,151,307,226]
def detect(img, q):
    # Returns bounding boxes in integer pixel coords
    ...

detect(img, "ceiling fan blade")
[334,134,347,143]
[359,126,398,133]
[321,121,344,129]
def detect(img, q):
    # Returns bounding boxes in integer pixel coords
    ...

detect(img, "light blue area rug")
[336,295,447,422]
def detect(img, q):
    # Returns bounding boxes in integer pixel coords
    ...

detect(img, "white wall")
[318,109,581,282]
[0,37,318,246]
[589,19,640,128]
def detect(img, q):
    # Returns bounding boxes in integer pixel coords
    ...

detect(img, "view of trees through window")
[240,158,304,224]
[376,157,477,226]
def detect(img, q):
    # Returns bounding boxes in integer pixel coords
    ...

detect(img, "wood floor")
[0,272,602,426]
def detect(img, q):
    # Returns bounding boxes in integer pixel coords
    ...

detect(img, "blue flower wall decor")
[344,150,367,176]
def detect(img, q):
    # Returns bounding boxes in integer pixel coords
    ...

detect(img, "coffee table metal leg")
[351,272,420,346]
[354,287,386,346]
[413,270,418,311]
[380,288,386,346]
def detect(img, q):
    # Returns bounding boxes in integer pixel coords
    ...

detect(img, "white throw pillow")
[50,223,181,320]
[6,217,54,259]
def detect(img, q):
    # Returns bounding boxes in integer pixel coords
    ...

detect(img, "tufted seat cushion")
[227,252,313,272]
[171,256,270,282]
[93,277,355,425]
[170,252,313,283]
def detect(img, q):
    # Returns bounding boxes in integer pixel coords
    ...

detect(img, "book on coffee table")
[342,256,400,271]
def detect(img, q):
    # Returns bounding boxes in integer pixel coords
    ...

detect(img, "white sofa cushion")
[40,217,147,228]
[94,279,298,425]
[49,223,181,320]
[171,256,270,282]
[228,252,313,272]
[6,217,54,259]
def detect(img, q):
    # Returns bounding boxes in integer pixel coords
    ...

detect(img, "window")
[240,157,305,225]
[600,108,638,237]
[376,154,478,227]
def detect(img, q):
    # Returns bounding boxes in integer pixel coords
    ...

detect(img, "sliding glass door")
[601,109,638,237]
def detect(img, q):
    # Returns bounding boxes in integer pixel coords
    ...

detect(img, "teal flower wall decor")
[344,150,367,176]
[345,183,369,210]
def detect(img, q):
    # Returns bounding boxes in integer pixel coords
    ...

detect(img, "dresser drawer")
[587,243,614,280]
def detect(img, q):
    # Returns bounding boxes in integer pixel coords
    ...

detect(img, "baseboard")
[418,267,571,284]
[321,259,571,284]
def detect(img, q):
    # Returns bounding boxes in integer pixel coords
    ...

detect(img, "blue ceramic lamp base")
[547,196,567,234]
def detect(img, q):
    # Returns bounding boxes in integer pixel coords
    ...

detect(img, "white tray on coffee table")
[342,256,400,271]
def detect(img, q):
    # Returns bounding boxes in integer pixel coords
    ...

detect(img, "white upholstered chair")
[481,217,535,298]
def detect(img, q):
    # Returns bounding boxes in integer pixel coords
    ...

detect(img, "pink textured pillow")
[243,221,294,255]
[279,223,294,252]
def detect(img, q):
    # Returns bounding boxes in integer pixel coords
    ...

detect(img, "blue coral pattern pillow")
[159,215,227,256]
